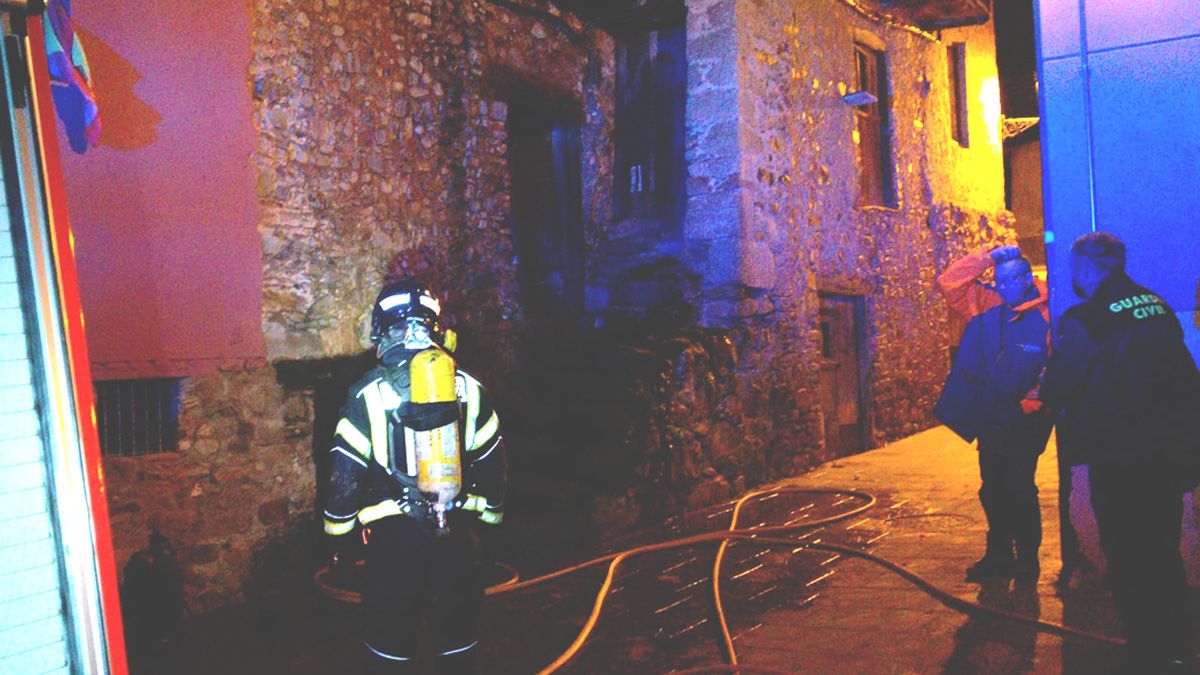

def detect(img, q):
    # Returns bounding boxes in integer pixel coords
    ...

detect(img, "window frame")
[852,42,897,208]
[948,41,970,147]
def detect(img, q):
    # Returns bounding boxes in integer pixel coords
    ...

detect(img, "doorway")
[818,293,868,456]
[506,96,584,318]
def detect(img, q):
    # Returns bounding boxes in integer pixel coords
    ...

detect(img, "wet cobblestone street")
[170,427,1198,674]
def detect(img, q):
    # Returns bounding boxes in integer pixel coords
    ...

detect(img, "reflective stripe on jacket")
[323,362,506,535]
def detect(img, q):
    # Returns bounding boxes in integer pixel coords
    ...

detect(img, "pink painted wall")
[57,0,264,379]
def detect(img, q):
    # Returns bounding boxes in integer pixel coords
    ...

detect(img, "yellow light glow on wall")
[979,76,1002,149]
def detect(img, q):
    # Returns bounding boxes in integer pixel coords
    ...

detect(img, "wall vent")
[94,378,182,456]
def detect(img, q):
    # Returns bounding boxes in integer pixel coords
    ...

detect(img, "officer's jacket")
[322,360,506,537]
[1041,273,1200,480]
[934,249,1052,447]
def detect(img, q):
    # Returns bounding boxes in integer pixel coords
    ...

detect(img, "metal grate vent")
[94,378,182,456]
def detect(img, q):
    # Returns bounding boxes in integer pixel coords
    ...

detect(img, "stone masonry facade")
[103,367,315,612]
[103,0,1012,614]
[654,0,1012,504]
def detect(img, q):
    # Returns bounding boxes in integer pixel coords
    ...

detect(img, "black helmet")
[370,278,442,344]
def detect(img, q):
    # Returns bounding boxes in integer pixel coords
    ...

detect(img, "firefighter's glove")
[990,245,1022,264]
[455,493,504,525]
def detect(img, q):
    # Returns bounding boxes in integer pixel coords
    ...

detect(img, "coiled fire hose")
[317,486,1141,674]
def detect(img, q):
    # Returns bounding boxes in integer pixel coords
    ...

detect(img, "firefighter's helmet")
[370,279,442,345]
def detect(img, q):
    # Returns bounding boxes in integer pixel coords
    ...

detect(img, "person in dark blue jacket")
[1041,232,1199,671]
[935,245,1052,583]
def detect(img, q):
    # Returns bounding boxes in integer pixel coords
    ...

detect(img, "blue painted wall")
[1035,0,1200,360]
[1035,0,1200,584]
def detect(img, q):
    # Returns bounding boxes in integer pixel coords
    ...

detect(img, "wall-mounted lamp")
[841,90,878,106]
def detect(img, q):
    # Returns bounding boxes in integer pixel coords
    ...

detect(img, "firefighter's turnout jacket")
[323,357,506,538]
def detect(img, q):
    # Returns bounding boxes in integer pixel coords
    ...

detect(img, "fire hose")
[316,485,1143,674]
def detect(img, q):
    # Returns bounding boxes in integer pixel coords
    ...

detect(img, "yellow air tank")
[408,347,463,535]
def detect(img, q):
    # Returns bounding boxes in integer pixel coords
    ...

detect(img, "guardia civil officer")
[935,244,1053,583]
[323,279,506,674]
[1041,232,1199,672]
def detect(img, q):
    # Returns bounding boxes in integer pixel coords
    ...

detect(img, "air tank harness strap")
[363,459,431,522]
[393,401,460,431]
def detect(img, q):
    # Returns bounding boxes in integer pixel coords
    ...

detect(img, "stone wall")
[514,327,786,544]
[684,0,743,324]
[104,367,314,612]
[527,0,971,529]
[699,0,1013,465]
[252,0,614,385]
[540,0,1013,536]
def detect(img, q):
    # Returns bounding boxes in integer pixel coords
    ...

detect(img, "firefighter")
[1041,232,1199,671]
[323,279,506,674]
[934,245,1053,583]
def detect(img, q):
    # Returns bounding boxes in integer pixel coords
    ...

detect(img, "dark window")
[853,43,895,207]
[948,42,969,147]
[94,378,182,456]
[614,24,687,230]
